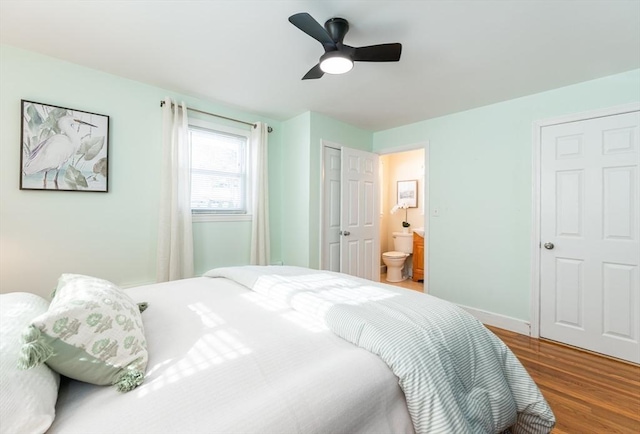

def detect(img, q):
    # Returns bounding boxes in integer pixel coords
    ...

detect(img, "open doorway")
[378,145,429,292]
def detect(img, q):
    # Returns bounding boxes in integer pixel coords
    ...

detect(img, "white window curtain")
[250,122,270,265]
[156,98,194,281]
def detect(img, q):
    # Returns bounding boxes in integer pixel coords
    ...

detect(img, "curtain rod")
[160,100,273,133]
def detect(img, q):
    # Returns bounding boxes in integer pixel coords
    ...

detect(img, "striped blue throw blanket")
[206,266,555,434]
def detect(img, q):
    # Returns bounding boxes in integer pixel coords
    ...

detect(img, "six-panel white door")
[540,110,640,363]
[340,147,380,281]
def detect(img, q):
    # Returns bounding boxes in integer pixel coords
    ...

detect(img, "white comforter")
[50,276,414,433]
[206,266,555,434]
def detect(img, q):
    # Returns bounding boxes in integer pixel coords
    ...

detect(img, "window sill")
[192,213,253,223]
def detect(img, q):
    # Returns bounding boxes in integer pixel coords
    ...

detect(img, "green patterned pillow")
[18,274,148,392]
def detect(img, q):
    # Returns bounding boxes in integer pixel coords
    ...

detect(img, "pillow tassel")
[113,369,145,392]
[17,325,54,369]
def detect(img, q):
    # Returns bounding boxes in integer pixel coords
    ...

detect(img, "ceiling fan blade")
[353,43,402,62]
[302,64,324,80]
[289,13,335,48]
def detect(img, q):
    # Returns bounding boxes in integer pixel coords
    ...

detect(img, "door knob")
[343,231,351,236]
[543,242,554,250]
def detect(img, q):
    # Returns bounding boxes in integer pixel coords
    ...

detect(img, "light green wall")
[373,69,640,321]
[0,45,282,298]
[279,112,311,266]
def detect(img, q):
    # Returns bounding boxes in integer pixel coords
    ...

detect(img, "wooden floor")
[489,326,640,434]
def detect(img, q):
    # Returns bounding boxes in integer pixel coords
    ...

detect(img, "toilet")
[382,232,413,282]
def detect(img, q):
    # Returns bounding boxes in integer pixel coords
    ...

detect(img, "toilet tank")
[392,232,413,254]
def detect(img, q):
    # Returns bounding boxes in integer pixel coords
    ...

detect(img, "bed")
[1,266,555,434]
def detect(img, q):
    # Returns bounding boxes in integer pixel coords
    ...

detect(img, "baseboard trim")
[458,304,531,336]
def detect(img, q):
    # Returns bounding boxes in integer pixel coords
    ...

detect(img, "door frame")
[529,102,640,338]
[377,141,430,293]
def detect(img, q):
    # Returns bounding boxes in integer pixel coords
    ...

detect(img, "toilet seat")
[383,251,408,259]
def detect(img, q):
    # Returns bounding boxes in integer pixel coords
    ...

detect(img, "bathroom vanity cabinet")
[412,232,424,282]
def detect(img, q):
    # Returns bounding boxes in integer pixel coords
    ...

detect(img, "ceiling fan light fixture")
[319,51,353,75]
[289,13,401,80]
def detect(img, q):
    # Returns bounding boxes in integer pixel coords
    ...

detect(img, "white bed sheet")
[49,277,414,434]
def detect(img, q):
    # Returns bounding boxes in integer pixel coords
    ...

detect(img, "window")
[189,120,250,219]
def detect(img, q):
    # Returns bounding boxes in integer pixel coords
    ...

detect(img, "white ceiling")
[1,1,639,131]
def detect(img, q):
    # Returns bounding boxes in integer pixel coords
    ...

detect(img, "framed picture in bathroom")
[397,180,418,208]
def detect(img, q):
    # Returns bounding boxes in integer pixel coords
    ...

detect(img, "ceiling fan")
[288,12,402,80]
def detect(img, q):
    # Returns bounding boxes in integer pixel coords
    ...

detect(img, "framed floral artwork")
[20,100,109,192]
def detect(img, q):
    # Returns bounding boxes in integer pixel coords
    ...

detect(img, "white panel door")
[340,147,379,281]
[540,110,640,363]
[321,146,342,272]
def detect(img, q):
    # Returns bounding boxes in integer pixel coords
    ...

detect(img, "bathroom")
[379,148,426,291]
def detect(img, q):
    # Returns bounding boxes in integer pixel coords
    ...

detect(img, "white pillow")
[1,292,59,434]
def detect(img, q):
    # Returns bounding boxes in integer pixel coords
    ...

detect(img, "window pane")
[189,126,248,214]
[191,129,244,173]
[191,171,244,211]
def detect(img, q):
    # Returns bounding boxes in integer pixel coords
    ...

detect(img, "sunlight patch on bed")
[137,328,252,398]
[144,358,175,378]
[253,274,399,318]
[188,302,226,327]
[239,289,327,332]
